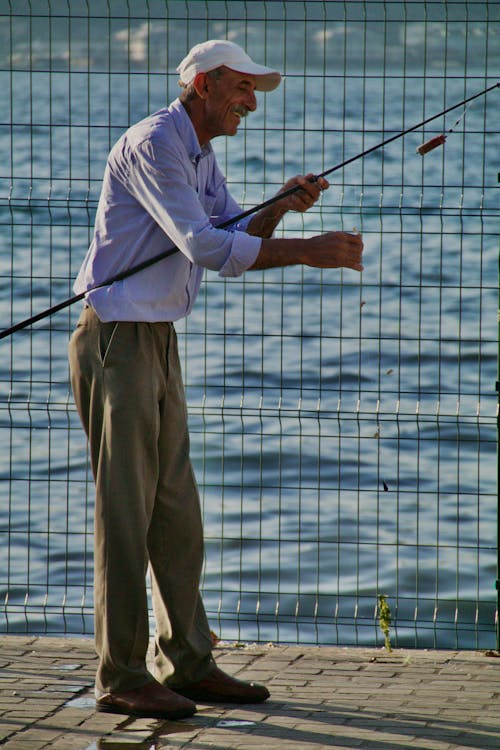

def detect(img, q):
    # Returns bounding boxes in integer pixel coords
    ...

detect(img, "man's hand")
[250,230,364,272]
[247,173,364,273]
[246,173,329,239]
[301,231,364,271]
[276,173,329,213]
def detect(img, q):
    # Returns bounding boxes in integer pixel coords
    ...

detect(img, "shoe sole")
[95,702,196,720]
[175,690,269,704]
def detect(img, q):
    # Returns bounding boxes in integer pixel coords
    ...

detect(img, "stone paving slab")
[0,637,499,749]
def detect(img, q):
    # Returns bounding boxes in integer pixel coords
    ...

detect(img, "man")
[69,39,363,720]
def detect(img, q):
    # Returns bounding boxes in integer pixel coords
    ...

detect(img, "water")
[0,12,498,648]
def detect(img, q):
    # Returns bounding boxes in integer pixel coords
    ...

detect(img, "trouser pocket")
[98,321,118,367]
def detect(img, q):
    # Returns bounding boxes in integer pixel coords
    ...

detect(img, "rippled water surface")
[0,58,498,648]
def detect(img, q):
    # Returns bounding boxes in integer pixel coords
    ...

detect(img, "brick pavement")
[0,636,499,749]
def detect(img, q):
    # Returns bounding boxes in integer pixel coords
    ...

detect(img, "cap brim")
[227,64,282,92]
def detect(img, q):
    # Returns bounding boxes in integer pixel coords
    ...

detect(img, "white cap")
[177,39,282,92]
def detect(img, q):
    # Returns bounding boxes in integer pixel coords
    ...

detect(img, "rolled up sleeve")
[218,229,261,276]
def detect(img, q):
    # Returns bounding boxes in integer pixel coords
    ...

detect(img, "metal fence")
[0,0,499,649]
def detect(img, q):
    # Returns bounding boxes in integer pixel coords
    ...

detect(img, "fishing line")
[1,80,498,341]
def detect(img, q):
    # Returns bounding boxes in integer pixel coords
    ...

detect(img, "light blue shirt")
[74,98,262,322]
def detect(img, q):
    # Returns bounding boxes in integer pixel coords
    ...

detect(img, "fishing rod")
[1,80,498,341]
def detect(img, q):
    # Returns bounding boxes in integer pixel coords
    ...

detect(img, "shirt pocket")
[200,166,225,218]
[202,189,218,218]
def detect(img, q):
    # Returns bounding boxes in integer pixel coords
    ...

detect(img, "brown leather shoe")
[96,680,196,719]
[173,665,270,704]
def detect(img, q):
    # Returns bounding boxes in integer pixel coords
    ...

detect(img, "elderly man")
[69,39,363,720]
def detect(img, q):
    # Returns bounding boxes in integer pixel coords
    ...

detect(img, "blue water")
[0,53,498,648]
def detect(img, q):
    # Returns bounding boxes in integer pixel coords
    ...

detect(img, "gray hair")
[179,66,225,103]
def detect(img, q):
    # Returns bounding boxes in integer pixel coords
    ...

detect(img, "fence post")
[497,174,500,651]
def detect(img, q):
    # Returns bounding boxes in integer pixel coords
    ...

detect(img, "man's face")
[203,67,258,138]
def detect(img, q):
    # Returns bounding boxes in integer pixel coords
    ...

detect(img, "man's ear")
[193,72,210,99]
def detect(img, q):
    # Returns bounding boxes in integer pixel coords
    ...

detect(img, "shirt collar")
[169,97,213,164]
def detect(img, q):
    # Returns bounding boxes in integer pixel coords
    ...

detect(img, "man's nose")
[245,91,257,111]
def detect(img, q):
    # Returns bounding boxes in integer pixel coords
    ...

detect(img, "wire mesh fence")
[0,0,498,649]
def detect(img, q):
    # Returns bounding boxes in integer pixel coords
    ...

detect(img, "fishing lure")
[416,133,447,155]
[416,98,473,155]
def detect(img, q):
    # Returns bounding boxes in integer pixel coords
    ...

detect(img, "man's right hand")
[301,231,364,271]
[250,230,364,272]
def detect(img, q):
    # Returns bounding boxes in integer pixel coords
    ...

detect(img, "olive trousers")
[68,306,214,695]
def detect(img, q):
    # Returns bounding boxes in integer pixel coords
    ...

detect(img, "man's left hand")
[277,173,329,213]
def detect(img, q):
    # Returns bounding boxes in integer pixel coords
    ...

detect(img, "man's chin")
[229,113,244,133]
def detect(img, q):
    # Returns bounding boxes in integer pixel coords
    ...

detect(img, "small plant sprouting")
[378,594,392,652]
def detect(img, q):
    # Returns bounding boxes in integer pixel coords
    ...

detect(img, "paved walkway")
[0,637,499,749]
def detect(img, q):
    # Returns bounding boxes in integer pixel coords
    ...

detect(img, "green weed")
[378,594,392,652]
